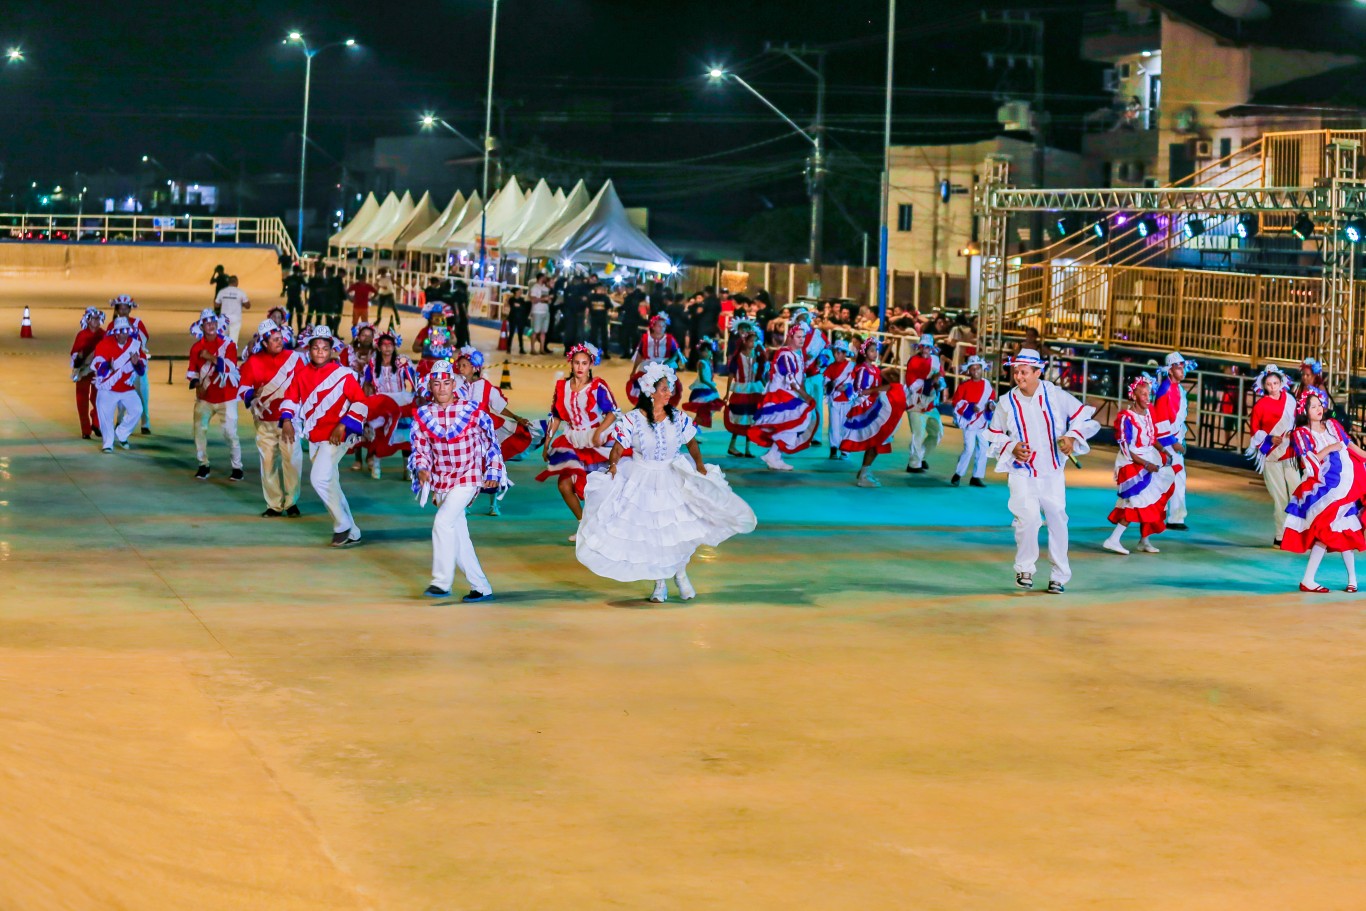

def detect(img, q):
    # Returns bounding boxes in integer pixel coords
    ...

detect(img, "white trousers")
[134,371,150,428]
[827,399,851,448]
[907,410,943,468]
[254,418,302,510]
[1167,448,1187,523]
[96,389,142,448]
[955,427,988,479]
[804,375,824,439]
[431,486,492,595]
[223,313,242,347]
[1007,471,1072,583]
[194,399,243,468]
[309,439,357,533]
[1263,458,1300,539]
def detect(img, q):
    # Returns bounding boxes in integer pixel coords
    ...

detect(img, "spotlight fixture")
[1182,217,1206,239]
[1092,216,1109,241]
[1054,215,1071,237]
[1292,213,1316,240]
[1345,217,1366,244]
[1136,214,1161,238]
[1235,214,1259,240]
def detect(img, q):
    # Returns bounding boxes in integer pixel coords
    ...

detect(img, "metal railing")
[0,213,297,261]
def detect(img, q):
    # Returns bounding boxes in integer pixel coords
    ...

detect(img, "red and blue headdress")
[566,342,601,365]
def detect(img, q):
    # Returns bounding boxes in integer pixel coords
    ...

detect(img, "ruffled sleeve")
[674,411,697,446]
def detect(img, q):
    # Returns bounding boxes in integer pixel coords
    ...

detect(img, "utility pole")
[982,10,1047,253]
[767,43,827,297]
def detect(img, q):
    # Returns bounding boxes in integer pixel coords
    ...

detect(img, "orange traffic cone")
[19,306,33,339]
[499,360,513,392]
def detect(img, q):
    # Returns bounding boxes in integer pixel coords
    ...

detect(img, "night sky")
[0,0,1105,258]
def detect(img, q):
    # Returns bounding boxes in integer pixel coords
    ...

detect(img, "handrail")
[0,213,297,261]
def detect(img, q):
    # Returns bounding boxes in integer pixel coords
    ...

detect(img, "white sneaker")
[762,449,794,471]
[855,471,881,488]
[568,533,577,543]
[649,580,668,603]
[1138,539,1160,553]
[675,570,696,601]
[1103,540,1130,555]
[370,463,381,480]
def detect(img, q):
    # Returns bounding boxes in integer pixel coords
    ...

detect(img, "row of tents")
[327,176,673,273]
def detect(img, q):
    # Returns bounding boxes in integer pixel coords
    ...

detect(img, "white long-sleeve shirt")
[985,380,1099,477]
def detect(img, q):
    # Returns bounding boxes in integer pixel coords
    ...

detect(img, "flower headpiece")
[696,335,718,353]
[1296,387,1330,415]
[649,313,670,328]
[638,362,678,396]
[1253,363,1287,395]
[377,330,403,349]
[1301,357,1323,376]
[788,307,814,324]
[351,321,375,340]
[421,301,451,321]
[457,345,485,370]
[785,321,810,341]
[1126,372,1157,399]
[189,308,230,339]
[566,342,601,365]
[730,318,763,344]
[109,294,137,309]
[80,306,106,327]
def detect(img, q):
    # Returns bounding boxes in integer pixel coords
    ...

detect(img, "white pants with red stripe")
[431,486,493,595]
[194,399,243,469]
[1263,458,1300,540]
[1007,470,1071,584]
[96,389,142,449]
[907,410,943,468]
[310,439,357,534]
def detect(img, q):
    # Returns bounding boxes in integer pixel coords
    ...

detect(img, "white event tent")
[499,179,562,256]
[447,177,524,252]
[349,191,413,249]
[407,190,483,256]
[532,180,671,272]
[374,191,438,251]
[328,192,379,249]
[400,191,464,253]
[505,180,589,260]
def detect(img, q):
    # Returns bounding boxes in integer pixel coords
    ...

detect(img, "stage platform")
[2,283,1365,910]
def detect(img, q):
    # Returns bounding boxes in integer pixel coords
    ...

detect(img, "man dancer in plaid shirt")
[410,360,507,602]
[280,326,369,547]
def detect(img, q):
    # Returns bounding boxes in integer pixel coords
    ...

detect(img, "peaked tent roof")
[499,180,563,254]
[531,180,671,271]
[376,191,439,250]
[448,176,525,251]
[512,180,590,258]
[401,190,465,252]
[329,192,380,247]
[350,191,414,248]
[553,187,567,205]
[410,190,484,254]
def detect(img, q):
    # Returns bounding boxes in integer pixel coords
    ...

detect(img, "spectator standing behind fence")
[586,279,613,358]
[507,287,530,354]
[325,266,346,334]
[282,265,306,333]
[448,278,472,349]
[348,270,376,329]
[529,274,552,355]
[306,265,326,327]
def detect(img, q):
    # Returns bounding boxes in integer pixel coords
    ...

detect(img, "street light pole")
[877,0,897,330]
[286,33,356,253]
[478,0,500,285]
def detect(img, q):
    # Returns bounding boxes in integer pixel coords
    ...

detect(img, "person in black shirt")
[306,266,327,327]
[586,279,613,357]
[664,292,688,345]
[507,288,530,354]
[448,278,471,348]
[281,265,306,333]
[685,292,708,367]
[560,276,588,352]
[647,280,666,317]
[324,266,347,334]
[210,264,230,307]
[619,283,645,358]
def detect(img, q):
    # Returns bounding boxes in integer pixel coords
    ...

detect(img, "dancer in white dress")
[576,363,758,603]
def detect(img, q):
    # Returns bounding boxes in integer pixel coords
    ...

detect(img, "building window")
[1219,137,1232,165]
[897,204,913,232]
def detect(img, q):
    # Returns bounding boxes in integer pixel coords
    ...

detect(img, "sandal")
[1347,585,1358,593]
[1299,582,1330,593]
[727,447,744,458]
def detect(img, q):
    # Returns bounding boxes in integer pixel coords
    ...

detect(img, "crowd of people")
[67,284,1359,600]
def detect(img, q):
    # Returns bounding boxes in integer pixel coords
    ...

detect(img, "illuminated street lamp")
[284,31,359,249]
[5,47,22,63]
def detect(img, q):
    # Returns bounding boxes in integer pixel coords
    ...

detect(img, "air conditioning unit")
[1190,138,1214,159]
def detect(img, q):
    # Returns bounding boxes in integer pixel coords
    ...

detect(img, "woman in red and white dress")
[1281,390,1366,592]
[1103,374,1178,556]
[840,337,907,488]
[747,323,817,471]
[361,330,418,480]
[1246,364,1300,546]
[455,345,536,516]
[536,343,624,539]
[722,319,767,458]
[626,314,684,407]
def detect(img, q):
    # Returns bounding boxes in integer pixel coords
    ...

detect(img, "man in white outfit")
[411,361,507,602]
[985,348,1100,593]
[214,275,251,346]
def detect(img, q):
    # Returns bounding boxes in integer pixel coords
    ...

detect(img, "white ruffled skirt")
[575,456,758,582]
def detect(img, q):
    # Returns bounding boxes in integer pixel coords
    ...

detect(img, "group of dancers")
[67,293,1363,598]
